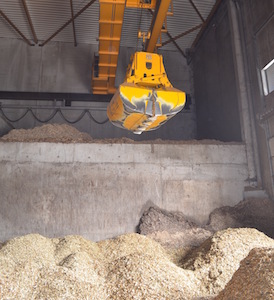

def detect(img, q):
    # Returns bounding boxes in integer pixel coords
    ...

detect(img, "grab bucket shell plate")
[107,82,186,134]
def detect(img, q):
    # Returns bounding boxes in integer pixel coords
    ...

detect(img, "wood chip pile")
[138,206,213,251]
[181,228,274,296]
[0,123,235,144]
[215,248,274,300]
[0,229,274,299]
[0,124,93,143]
[139,198,274,257]
[138,206,197,235]
[208,197,274,238]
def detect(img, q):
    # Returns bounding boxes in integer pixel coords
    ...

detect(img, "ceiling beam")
[70,0,77,47]
[39,0,96,47]
[21,0,38,44]
[148,8,185,57]
[0,91,112,102]
[189,0,205,23]
[0,9,34,46]
[191,0,223,49]
[145,0,172,53]
[162,23,203,46]
[165,31,186,57]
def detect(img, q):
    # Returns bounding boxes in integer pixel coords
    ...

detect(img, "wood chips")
[216,248,274,300]
[0,124,93,143]
[0,229,274,299]
[0,123,237,144]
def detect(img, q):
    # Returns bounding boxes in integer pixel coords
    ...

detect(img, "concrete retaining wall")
[0,142,248,242]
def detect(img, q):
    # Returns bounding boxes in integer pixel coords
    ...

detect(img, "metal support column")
[228,0,259,188]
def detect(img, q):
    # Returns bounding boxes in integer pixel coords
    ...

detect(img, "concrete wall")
[239,0,274,197]
[191,1,242,142]
[0,40,95,93]
[190,0,274,197]
[0,141,248,242]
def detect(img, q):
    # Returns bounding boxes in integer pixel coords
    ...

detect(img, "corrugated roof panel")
[165,0,202,37]
[0,0,33,40]
[160,32,183,52]
[27,0,74,43]
[0,16,17,39]
[159,0,217,52]
[73,1,99,44]
[160,39,178,52]
[193,0,217,20]
[175,27,201,49]
[120,7,152,48]
[0,0,218,53]
[0,0,99,45]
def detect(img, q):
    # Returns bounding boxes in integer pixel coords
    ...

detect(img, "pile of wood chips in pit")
[215,248,274,300]
[0,228,274,299]
[0,124,93,143]
[0,124,234,145]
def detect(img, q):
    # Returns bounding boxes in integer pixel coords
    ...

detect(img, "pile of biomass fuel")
[181,228,274,296]
[138,206,213,251]
[138,198,274,258]
[0,234,107,299]
[207,197,274,238]
[0,124,232,144]
[0,233,199,300]
[0,228,274,299]
[0,123,135,144]
[215,248,274,300]
[0,124,93,143]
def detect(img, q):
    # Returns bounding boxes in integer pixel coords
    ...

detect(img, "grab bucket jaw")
[107,52,186,134]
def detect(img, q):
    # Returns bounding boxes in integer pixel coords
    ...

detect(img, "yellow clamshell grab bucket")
[107,52,186,134]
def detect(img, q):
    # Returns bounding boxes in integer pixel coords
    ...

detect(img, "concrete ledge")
[0,142,247,164]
